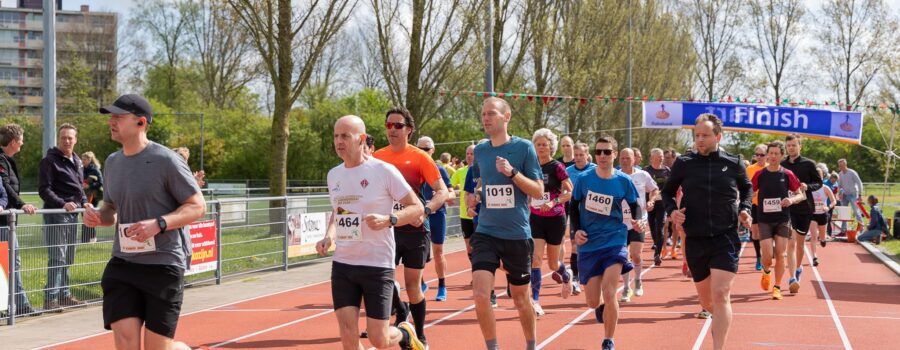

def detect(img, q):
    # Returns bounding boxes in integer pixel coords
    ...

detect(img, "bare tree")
[226,0,357,198]
[749,0,805,104]
[130,0,192,106]
[688,0,744,101]
[371,0,484,130]
[184,0,259,109]
[815,0,896,109]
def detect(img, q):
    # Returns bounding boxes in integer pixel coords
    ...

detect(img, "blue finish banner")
[642,102,864,144]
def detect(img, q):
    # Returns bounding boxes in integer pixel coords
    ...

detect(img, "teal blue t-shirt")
[473,136,542,240]
[572,169,639,253]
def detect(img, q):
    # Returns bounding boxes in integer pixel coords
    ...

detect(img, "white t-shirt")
[621,169,657,229]
[327,158,412,269]
[812,187,828,215]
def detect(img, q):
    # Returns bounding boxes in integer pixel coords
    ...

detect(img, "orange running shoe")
[760,270,771,291]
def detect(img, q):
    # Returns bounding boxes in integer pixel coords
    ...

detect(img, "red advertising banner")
[186,220,218,276]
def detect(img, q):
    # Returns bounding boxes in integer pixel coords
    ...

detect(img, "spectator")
[365,133,375,156]
[81,151,103,243]
[439,152,456,177]
[38,123,87,310]
[837,159,864,231]
[858,195,889,244]
[0,123,40,316]
[173,146,206,188]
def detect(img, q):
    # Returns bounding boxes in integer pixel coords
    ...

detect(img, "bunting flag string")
[438,89,900,113]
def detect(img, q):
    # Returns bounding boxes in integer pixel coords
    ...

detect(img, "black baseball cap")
[99,94,154,124]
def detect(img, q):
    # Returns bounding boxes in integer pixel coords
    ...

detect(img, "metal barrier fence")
[1,194,463,325]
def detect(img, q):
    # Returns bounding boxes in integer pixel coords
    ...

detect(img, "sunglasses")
[419,147,433,152]
[754,153,765,157]
[385,122,408,130]
[594,149,614,156]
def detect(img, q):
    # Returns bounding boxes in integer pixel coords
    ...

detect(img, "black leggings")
[648,204,666,257]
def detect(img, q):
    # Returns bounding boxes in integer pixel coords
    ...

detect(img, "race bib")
[392,202,405,212]
[485,185,515,209]
[335,214,363,241]
[531,192,551,208]
[622,199,632,221]
[763,198,782,213]
[814,199,827,214]
[585,191,613,216]
[117,223,157,253]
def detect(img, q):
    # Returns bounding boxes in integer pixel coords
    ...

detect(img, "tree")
[688,0,744,101]
[815,0,897,109]
[226,0,357,201]
[749,0,805,103]
[58,56,96,113]
[130,0,192,108]
[370,0,484,131]
[183,0,259,109]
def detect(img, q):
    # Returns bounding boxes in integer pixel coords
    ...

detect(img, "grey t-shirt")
[105,142,201,269]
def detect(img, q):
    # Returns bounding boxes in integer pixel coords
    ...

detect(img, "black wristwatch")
[508,168,519,179]
[389,214,399,227]
[424,206,433,216]
[157,216,168,234]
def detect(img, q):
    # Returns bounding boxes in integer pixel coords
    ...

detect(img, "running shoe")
[562,280,572,299]
[813,257,819,267]
[398,321,426,350]
[672,248,679,260]
[619,289,633,303]
[435,286,447,301]
[421,281,429,293]
[760,270,771,291]
[595,304,606,323]
[394,301,410,327]
[360,330,368,338]
[552,270,564,284]
[772,286,783,300]
[755,257,763,271]
[654,254,662,266]
[602,338,616,350]
[490,291,498,308]
[820,240,827,248]
[795,267,803,282]
[572,281,582,296]
[696,309,711,319]
[533,301,546,316]
[634,283,644,297]
[788,277,800,294]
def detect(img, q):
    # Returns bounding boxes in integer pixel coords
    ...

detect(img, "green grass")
[880,240,900,261]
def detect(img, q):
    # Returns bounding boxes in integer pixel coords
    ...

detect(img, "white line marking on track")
[209,309,335,348]
[804,246,853,350]
[537,251,663,349]
[37,248,469,349]
[691,242,746,350]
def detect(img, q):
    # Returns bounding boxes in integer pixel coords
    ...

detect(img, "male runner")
[781,134,822,294]
[618,148,657,301]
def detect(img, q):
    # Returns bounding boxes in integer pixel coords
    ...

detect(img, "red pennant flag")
[727,95,733,103]
[468,92,476,97]
[527,95,535,102]
[541,96,549,104]
[580,98,588,106]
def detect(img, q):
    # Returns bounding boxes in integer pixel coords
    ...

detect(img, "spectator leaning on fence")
[858,195,889,244]
[86,93,205,350]
[837,158,865,231]
[0,123,40,316]
[38,123,88,311]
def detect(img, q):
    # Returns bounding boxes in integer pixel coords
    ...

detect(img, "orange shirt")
[746,162,766,205]
[373,144,441,196]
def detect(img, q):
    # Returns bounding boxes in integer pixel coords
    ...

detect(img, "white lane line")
[36,248,469,350]
[691,242,747,350]
[805,246,853,350]
[537,250,663,349]
[209,309,334,348]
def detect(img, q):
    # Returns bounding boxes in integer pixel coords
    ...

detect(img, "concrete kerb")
[860,241,900,277]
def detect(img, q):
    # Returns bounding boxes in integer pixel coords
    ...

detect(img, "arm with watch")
[106,192,206,243]
[496,156,544,199]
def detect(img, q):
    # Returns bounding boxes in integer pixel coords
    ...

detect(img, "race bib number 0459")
[486,185,515,209]
[335,214,363,241]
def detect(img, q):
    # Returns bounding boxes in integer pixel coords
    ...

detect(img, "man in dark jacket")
[858,195,888,244]
[38,123,87,310]
[661,114,752,350]
[0,124,39,316]
[781,134,823,294]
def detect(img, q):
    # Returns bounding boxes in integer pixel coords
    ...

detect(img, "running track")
[40,237,900,349]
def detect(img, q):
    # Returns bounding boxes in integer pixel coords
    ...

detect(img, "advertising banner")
[185,220,218,276]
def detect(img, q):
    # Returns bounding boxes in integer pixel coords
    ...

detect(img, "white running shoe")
[619,289,633,303]
[533,301,545,316]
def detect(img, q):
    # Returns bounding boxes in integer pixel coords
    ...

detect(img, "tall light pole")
[484,0,494,93]
[42,0,57,153]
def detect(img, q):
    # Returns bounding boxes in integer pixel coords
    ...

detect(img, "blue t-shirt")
[566,163,597,188]
[473,137,542,240]
[572,169,639,253]
[422,163,451,213]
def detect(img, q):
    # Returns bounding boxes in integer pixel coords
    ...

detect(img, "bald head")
[619,147,635,169]
[336,115,366,134]
[334,115,367,162]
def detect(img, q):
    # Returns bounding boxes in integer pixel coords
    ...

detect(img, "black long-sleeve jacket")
[781,155,823,215]
[661,149,752,238]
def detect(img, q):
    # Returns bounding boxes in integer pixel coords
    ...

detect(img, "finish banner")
[642,102,864,144]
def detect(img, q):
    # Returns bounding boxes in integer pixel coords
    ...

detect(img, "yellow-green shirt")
[450,165,470,219]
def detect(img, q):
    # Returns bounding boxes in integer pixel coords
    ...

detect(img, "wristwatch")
[389,214,399,227]
[157,216,168,234]
[508,168,519,179]
[424,206,433,216]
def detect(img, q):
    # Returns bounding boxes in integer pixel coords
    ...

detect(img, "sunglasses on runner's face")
[419,147,432,152]
[755,153,765,157]
[594,149,614,156]
[385,122,407,130]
